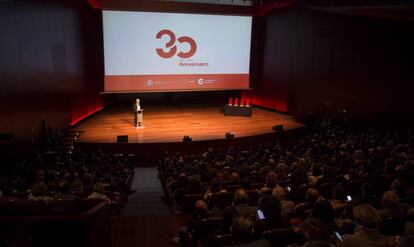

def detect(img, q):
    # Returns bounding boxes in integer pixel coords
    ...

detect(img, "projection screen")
[102,11,252,92]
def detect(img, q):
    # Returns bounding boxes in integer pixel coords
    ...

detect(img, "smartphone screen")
[346,195,352,202]
[335,231,343,242]
[257,209,265,220]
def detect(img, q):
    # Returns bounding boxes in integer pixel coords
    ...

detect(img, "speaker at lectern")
[133,99,144,127]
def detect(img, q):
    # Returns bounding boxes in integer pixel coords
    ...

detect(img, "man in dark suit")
[133,99,141,127]
[234,188,257,218]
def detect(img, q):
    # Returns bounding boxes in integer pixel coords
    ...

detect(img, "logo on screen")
[156,29,197,59]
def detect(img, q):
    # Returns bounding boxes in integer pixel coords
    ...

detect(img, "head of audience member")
[71,178,83,193]
[230,172,241,184]
[391,177,406,197]
[306,188,320,204]
[234,188,249,206]
[186,175,202,194]
[221,170,232,184]
[353,204,382,229]
[92,182,106,194]
[272,186,288,201]
[231,215,255,244]
[31,182,48,197]
[302,217,331,243]
[381,190,400,209]
[311,199,334,224]
[265,172,278,189]
[194,200,208,216]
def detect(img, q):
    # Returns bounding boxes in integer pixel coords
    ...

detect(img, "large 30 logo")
[156,29,197,59]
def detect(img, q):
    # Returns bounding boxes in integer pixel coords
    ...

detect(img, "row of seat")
[0,197,106,215]
[189,217,300,247]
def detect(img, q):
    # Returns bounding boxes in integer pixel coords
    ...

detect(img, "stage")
[72,105,304,144]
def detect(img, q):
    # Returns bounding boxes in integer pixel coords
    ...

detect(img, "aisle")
[123,167,170,215]
[111,167,174,247]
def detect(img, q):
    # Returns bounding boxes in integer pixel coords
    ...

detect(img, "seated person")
[204,178,226,200]
[232,215,271,247]
[378,191,409,219]
[234,188,257,218]
[328,185,347,216]
[173,200,213,246]
[295,188,320,218]
[289,217,333,247]
[398,222,414,247]
[272,186,294,216]
[260,172,278,195]
[71,176,84,195]
[87,182,111,203]
[28,182,52,203]
[342,204,387,247]
[255,194,291,235]
[310,199,335,226]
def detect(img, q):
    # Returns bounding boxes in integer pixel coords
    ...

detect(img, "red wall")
[250,6,414,123]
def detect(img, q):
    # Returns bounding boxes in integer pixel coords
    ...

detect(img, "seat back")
[181,194,203,212]
[209,192,233,209]
[81,198,106,212]
[210,234,233,247]
[261,227,297,247]
[0,197,21,215]
[226,184,242,193]
[50,199,81,214]
[192,217,223,240]
[20,200,49,215]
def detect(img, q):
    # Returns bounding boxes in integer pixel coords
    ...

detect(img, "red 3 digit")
[156,29,177,58]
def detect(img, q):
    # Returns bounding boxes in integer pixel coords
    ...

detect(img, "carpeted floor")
[122,167,170,216]
[111,167,189,247]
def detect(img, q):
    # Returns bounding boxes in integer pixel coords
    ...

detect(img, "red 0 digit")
[177,36,197,59]
[156,29,177,58]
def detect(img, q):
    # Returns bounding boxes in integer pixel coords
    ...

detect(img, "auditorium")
[1,0,414,247]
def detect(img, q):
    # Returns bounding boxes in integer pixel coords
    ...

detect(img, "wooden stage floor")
[72,106,304,143]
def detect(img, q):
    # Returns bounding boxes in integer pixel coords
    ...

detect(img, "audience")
[161,124,414,246]
[0,131,135,215]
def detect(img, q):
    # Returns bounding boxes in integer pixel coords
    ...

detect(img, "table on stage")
[224,105,252,117]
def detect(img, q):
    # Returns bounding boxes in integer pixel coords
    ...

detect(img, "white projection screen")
[102,11,252,92]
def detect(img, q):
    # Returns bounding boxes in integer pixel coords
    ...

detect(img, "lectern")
[133,98,143,127]
[135,109,144,127]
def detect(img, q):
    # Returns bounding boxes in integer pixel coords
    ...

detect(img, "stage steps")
[62,130,84,154]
